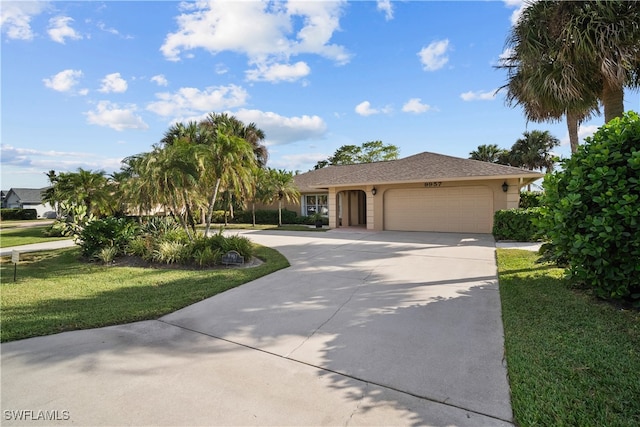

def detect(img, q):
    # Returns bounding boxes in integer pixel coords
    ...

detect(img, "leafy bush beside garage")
[493,208,543,242]
[539,111,640,305]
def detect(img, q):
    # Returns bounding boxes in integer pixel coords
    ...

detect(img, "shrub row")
[209,209,327,226]
[0,208,38,220]
[493,208,542,242]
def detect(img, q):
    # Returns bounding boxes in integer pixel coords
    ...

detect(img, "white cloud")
[99,72,128,93]
[578,125,599,141]
[418,39,450,71]
[151,74,169,86]
[504,0,528,25]
[402,98,432,114]
[460,89,497,101]
[85,101,149,131]
[215,63,229,75]
[377,0,394,21]
[43,69,85,93]
[48,16,82,44]
[234,109,327,145]
[0,143,123,174]
[269,152,329,171]
[246,61,311,83]
[355,101,392,117]
[496,47,515,67]
[146,84,249,119]
[0,1,48,40]
[160,0,350,72]
[560,124,599,147]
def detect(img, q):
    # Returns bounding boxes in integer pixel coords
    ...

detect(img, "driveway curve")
[1,230,512,426]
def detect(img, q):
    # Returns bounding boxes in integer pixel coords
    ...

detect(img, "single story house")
[290,151,543,233]
[4,188,57,219]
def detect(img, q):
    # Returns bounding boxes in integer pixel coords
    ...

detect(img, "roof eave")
[309,173,545,189]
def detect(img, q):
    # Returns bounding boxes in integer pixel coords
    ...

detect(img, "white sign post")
[11,250,19,281]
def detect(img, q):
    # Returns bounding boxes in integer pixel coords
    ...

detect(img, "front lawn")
[0,225,68,248]
[497,249,640,426]
[0,245,289,342]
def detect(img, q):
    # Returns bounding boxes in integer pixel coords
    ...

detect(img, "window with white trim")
[303,194,328,216]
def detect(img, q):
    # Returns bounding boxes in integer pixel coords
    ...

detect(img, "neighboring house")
[4,188,57,219]
[290,151,543,233]
[1,190,7,208]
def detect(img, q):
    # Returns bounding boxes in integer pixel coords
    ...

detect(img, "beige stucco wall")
[255,179,523,231]
[331,179,521,232]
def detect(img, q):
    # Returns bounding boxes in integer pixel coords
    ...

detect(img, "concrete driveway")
[1,230,513,426]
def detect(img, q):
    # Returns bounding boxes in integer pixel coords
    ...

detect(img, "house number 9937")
[424,182,442,187]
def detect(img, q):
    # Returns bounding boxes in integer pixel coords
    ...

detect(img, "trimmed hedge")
[234,209,299,225]
[0,208,38,220]
[519,191,543,208]
[493,208,542,242]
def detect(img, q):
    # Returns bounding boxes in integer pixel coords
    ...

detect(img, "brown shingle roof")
[294,152,544,191]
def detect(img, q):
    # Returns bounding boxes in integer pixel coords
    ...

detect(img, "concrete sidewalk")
[0,239,76,258]
[1,231,513,426]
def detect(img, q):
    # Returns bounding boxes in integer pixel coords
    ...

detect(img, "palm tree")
[121,142,203,240]
[201,123,259,235]
[42,170,60,216]
[508,130,559,173]
[264,169,300,227]
[499,57,600,154]
[500,0,640,151]
[201,113,268,167]
[54,168,113,217]
[250,168,273,226]
[469,144,510,163]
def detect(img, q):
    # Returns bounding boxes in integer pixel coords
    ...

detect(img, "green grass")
[497,249,640,427]
[0,245,289,342]
[0,226,68,248]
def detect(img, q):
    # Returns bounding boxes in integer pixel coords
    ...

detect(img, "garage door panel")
[384,187,493,233]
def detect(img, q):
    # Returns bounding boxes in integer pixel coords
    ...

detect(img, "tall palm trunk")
[169,196,192,241]
[278,200,282,227]
[182,188,196,234]
[602,82,625,123]
[566,111,580,154]
[252,201,256,227]
[204,178,221,236]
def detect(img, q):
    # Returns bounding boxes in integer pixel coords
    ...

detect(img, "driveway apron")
[1,230,513,426]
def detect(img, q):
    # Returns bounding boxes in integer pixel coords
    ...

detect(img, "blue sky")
[2,0,639,190]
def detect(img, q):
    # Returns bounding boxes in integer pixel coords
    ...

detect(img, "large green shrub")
[539,111,640,304]
[78,217,139,258]
[0,208,38,220]
[493,208,543,242]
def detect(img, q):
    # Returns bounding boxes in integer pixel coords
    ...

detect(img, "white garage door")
[384,186,494,233]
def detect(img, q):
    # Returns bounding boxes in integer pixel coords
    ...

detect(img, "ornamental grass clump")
[539,111,640,305]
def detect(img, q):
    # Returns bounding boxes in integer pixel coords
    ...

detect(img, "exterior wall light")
[372,187,377,196]
[502,181,509,193]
